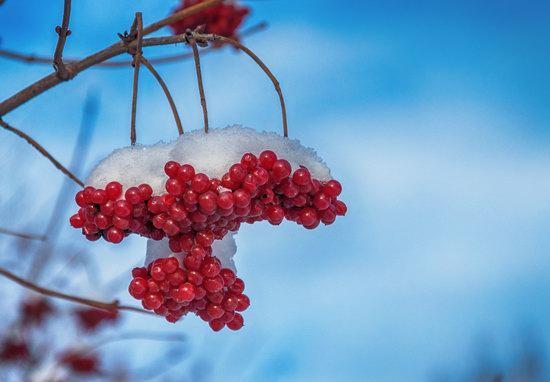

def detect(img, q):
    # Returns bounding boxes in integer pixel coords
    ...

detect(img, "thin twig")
[0,266,152,315]
[143,0,221,35]
[0,227,46,241]
[53,0,72,80]
[0,22,268,68]
[188,36,209,133]
[0,0,221,116]
[216,35,288,137]
[0,119,84,187]
[130,12,143,146]
[140,56,184,136]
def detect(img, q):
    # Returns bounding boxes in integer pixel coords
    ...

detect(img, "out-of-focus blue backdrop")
[1,1,549,381]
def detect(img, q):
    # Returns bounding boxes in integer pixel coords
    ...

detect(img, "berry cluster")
[59,350,100,375]
[70,150,346,330]
[130,257,248,331]
[170,0,250,39]
[74,307,119,332]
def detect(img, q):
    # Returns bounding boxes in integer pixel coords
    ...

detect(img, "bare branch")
[143,0,221,35]
[188,35,209,133]
[0,266,153,315]
[0,227,46,241]
[0,22,268,68]
[216,35,289,137]
[0,0,222,116]
[140,56,184,136]
[0,119,84,187]
[53,0,72,80]
[130,12,143,146]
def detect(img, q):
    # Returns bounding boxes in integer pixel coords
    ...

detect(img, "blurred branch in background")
[27,91,99,281]
[0,227,46,242]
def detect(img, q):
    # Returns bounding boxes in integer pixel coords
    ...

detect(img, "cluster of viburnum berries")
[170,0,250,39]
[70,150,346,331]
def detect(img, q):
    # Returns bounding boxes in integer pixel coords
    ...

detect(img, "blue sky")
[1,1,550,381]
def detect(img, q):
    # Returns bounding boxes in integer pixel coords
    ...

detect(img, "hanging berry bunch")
[69,127,347,331]
[170,0,250,39]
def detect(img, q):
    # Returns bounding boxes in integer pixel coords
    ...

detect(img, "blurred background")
[1,0,549,381]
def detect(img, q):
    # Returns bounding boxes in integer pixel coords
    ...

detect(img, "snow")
[145,233,237,272]
[87,125,332,194]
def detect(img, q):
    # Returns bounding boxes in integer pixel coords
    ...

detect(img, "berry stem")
[0,119,84,187]
[189,36,209,134]
[130,12,143,146]
[53,0,71,80]
[0,227,47,242]
[0,266,153,316]
[216,35,288,137]
[140,56,184,136]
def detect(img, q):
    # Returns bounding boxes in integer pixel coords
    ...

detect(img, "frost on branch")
[70,125,346,331]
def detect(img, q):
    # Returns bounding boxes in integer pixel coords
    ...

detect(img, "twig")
[0,22,268,68]
[216,35,288,137]
[129,12,143,146]
[0,0,221,116]
[188,34,209,133]
[0,266,152,315]
[0,227,46,241]
[0,119,84,187]
[53,0,72,80]
[143,0,221,35]
[140,56,184,136]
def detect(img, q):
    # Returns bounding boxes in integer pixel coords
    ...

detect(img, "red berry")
[69,214,84,228]
[227,313,244,330]
[236,294,250,311]
[252,167,269,185]
[203,275,224,293]
[198,191,217,212]
[171,283,195,302]
[292,167,311,186]
[187,270,204,285]
[91,189,106,204]
[75,191,87,207]
[138,184,153,200]
[105,182,123,200]
[124,187,141,204]
[240,153,257,170]
[143,293,163,310]
[233,189,251,208]
[335,200,347,216]
[128,277,147,298]
[229,163,247,183]
[259,150,277,169]
[223,295,238,311]
[106,227,124,243]
[220,268,236,286]
[168,269,186,286]
[114,200,132,217]
[191,173,210,193]
[209,319,225,332]
[166,178,183,195]
[265,205,284,225]
[299,207,319,227]
[217,191,235,210]
[200,257,221,278]
[164,161,180,178]
[230,278,245,294]
[313,193,331,210]
[177,164,195,182]
[206,304,224,319]
[271,159,292,180]
[323,180,342,198]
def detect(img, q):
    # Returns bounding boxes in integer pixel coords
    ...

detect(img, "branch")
[0,266,152,315]
[0,119,84,187]
[0,227,46,241]
[188,33,209,133]
[53,0,72,80]
[0,22,268,68]
[0,0,221,116]
[140,56,184,136]
[129,12,143,146]
[217,35,289,137]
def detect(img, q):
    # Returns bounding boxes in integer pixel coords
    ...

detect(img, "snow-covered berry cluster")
[170,0,250,39]
[70,148,346,331]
